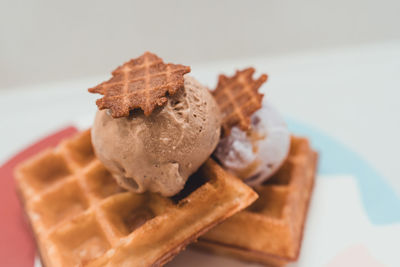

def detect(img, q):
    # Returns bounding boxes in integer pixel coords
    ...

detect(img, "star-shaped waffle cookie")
[89,52,191,117]
[212,68,267,136]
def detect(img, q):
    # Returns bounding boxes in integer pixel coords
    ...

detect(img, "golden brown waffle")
[14,130,257,267]
[212,68,267,136]
[196,136,317,266]
[89,52,191,117]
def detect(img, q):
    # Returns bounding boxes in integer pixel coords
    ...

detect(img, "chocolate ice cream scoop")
[91,76,221,196]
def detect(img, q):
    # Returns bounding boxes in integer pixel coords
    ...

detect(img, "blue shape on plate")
[286,117,400,226]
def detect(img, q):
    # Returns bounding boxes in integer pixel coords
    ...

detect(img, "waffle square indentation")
[64,130,95,166]
[85,162,123,199]
[31,179,89,227]
[247,186,289,218]
[100,193,158,237]
[50,213,111,265]
[18,151,72,191]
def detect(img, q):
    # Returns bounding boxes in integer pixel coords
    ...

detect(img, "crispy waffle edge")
[195,137,318,267]
[13,130,258,267]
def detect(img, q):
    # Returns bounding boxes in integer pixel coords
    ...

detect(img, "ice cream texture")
[91,76,221,196]
[214,101,290,186]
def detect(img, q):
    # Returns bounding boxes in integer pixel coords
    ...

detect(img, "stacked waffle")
[15,130,257,266]
[15,131,316,266]
[198,136,317,266]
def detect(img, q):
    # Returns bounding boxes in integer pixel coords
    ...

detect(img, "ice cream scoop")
[214,100,290,186]
[91,76,221,196]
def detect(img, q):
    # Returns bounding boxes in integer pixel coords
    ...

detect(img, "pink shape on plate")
[325,244,386,267]
[0,126,78,267]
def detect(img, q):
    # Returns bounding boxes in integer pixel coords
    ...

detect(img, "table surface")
[1,40,400,195]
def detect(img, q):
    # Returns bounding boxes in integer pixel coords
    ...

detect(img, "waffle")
[14,130,257,267]
[196,136,318,266]
[89,52,191,117]
[212,68,267,135]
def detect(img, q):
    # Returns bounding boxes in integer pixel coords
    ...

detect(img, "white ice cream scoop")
[214,100,290,186]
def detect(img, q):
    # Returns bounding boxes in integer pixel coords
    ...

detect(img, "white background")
[1,0,400,89]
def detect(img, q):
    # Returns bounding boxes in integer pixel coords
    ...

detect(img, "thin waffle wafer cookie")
[89,52,191,118]
[212,68,267,136]
[14,130,257,267]
[196,136,317,266]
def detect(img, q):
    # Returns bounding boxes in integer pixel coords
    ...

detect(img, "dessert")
[92,76,221,196]
[193,68,317,266]
[14,52,258,266]
[14,130,257,266]
[212,68,291,185]
[214,100,291,186]
[13,51,317,267]
[198,136,317,266]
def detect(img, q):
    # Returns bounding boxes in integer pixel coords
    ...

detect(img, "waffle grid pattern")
[15,130,257,267]
[89,52,191,117]
[197,136,318,266]
[212,68,267,135]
